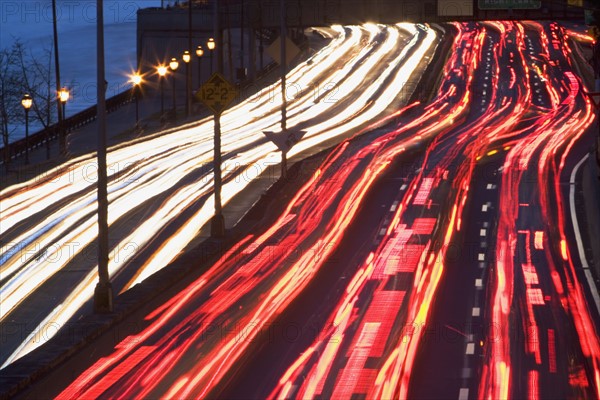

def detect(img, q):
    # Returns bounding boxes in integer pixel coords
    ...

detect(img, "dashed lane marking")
[466,342,475,355]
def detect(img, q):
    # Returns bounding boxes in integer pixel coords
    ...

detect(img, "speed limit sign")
[196,73,238,115]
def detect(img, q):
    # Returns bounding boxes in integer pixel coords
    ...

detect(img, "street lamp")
[169,57,179,120]
[130,73,142,129]
[58,87,69,121]
[157,65,168,121]
[207,37,215,75]
[21,94,33,164]
[196,45,204,84]
[183,50,191,116]
[58,87,69,153]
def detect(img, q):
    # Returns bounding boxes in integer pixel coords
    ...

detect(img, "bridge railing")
[3,34,308,166]
[2,88,135,164]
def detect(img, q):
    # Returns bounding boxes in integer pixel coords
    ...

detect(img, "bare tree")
[0,46,21,167]
[14,41,56,130]
[0,39,56,168]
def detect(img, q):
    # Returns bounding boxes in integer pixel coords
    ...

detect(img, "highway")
[7,21,600,400]
[0,23,439,369]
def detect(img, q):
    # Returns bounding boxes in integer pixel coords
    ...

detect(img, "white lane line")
[400,184,407,191]
[466,342,475,355]
[458,388,469,400]
[569,153,600,316]
[390,201,398,212]
[472,307,480,316]
[480,229,486,237]
[478,253,485,261]
[486,183,494,189]
[475,279,483,288]
[482,204,488,212]
[379,228,387,236]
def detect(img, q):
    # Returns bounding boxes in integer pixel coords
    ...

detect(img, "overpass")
[143,0,586,29]
[137,0,586,80]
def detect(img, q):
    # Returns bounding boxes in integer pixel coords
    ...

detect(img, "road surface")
[9,21,600,399]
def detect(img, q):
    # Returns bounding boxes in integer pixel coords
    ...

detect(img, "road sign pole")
[280,0,287,179]
[282,150,288,179]
[211,113,225,237]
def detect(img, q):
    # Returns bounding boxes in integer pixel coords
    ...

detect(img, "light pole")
[196,45,204,85]
[169,57,179,120]
[130,73,142,129]
[52,0,64,156]
[183,50,191,117]
[21,94,32,164]
[207,37,215,75]
[95,0,112,313]
[157,65,168,122]
[211,0,225,237]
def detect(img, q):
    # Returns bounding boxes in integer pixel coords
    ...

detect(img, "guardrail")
[2,88,135,164]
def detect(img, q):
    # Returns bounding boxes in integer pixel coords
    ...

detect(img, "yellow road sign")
[196,73,238,115]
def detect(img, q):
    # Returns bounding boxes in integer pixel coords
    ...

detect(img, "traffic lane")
[213,148,424,399]
[509,182,594,399]
[407,154,503,400]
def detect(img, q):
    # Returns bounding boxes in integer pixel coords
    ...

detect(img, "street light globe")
[182,50,191,63]
[59,87,69,103]
[21,93,33,110]
[131,73,142,86]
[157,65,168,77]
[196,45,204,57]
[207,37,215,50]
[169,57,179,71]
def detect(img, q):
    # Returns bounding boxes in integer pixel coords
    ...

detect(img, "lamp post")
[21,94,33,164]
[130,73,142,129]
[207,37,215,75]
[58,87,69,153]
[183,50,191,117]
[169,57,179,120]
[51,0,64,156]
[95,0,112,313]
[157,65,168,122]
[196,45,204,85]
